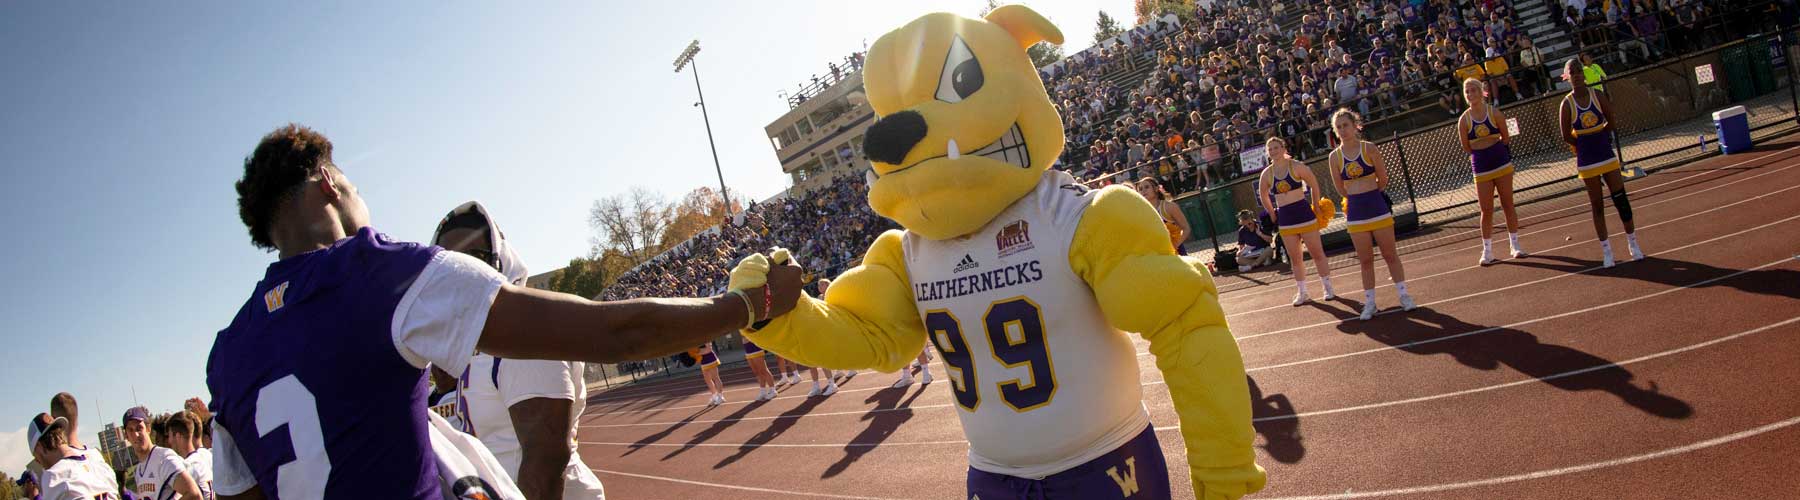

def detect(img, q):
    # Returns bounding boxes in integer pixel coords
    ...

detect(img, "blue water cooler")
[1713,106,1752,154]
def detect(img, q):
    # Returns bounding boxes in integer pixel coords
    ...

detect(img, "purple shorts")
[966,424,1171,499]
[700,352,719,367]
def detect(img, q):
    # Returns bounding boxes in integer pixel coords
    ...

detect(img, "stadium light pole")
[674,40,732,213]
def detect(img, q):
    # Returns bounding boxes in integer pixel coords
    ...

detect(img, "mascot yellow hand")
[741,231,925,373]
[727,252,772,292]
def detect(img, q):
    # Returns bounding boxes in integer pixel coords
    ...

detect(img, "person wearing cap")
[430,200,606,500]
[210,125,802,499]
[29,413,119,500]
[121,407,202,500]
[48,393,110,472]
[16,470,41,500]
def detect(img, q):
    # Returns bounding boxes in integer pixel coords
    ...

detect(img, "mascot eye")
[934,35,984,103]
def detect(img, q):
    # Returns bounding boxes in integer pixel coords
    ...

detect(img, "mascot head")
[859,5,1065,241]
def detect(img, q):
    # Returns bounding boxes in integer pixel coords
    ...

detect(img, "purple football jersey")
[207,228,443,500]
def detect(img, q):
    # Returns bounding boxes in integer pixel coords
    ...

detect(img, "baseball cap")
[27,413,67,448]
[14,470,32,485]
[122,406,150,425]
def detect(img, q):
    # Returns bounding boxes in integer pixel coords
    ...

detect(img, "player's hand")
[763,248,804,320]
[185,397,211,420]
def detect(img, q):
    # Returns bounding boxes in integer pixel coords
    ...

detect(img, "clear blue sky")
[0,0,1131,472]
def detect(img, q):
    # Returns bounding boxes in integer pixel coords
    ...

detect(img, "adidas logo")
[952,254,980,274]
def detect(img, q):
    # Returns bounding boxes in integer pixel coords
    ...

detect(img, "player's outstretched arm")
[477,265,801,364]
[741,231,927,373]
[1069,186,1266,500]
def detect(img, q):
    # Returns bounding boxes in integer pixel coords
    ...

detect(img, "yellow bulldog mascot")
[728,6,1265,499]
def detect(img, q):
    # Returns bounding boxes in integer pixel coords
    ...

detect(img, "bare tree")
[588,187,672,265]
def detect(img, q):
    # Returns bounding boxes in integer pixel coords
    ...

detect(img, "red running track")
[571,137,1800,499]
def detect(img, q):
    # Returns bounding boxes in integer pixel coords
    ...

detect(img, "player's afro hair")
[236,124,336,251]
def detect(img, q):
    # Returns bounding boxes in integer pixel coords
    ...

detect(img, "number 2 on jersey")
[925,297,1056,412]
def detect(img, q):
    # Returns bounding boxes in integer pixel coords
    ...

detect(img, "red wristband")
[761,284,772,322]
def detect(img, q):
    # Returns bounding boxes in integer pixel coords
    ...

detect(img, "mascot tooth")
[728,6,1265,498]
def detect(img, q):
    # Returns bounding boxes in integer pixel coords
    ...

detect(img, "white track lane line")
[585,311,1798,452]
[1257,415,1800,500]
[1219,147,1800,305]
[584,252,1797,431]
[590,155,1800,407]
[1235,198,1800,342]
[588,468,913,499]
[588,158,1800,413]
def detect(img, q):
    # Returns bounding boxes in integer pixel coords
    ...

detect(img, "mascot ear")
[984,4,1064,49]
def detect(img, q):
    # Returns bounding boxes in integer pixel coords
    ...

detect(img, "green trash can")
[1204,188,1237,242]
[1750,39,1777,95]
[1722,44,1754,102]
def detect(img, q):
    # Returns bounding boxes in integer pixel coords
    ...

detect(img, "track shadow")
[817,380,934,477]
[620,406,717,457]
[1500,255,1800,299]
[1248,376,1305,464]
[661,399,775,461]
[710,395,831,468]
[1336,306,1693,419]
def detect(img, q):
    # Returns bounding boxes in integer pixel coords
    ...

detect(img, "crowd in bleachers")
[599,174,896,301]
[599,0,1775,300]
[1046,0,1565,194]
[1563,0,1777,68]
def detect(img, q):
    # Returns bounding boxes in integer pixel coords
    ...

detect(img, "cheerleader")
[1328,109,1416,320]
[1560,59,1643,267]
[697,342,725,406]
[1457,78,1528,265]
[1134,178,1192,255]
[1256,136,1337,306]
[745,339,778,401]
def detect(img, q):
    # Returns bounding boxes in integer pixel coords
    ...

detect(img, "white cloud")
[0,425,29,475]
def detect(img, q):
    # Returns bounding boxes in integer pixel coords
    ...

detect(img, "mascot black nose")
[862,110,928,166]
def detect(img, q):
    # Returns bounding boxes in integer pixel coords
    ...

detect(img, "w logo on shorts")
[1106,456,1140,496]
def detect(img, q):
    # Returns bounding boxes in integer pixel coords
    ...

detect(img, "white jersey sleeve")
[391,250,508,375]
[209,422,257,496]
[498,359,583,407]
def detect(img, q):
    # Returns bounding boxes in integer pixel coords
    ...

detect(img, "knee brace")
[1611,190,1633,222]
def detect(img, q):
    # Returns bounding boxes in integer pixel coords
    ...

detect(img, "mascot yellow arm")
[1069,186,1267,500]
[742,230,927,373]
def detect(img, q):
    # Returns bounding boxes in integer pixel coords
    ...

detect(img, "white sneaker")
[807,384,822,397]
[1602,251,1616,268]
[1399,293,1417,311]
[1510,247,1528,258]
[1322,281,1338,300]
[892,371,914,388]
[1292,292,1310,306]
[920,370,933,385]
[1359,301,1378,321]
[1479,248,1496,266]
[1239,265,1253,273]
[708,394,721,406]
[766,388,777,401]
[716,393,726,405]
[1628,238,1644,261]
[821,382,839,396]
